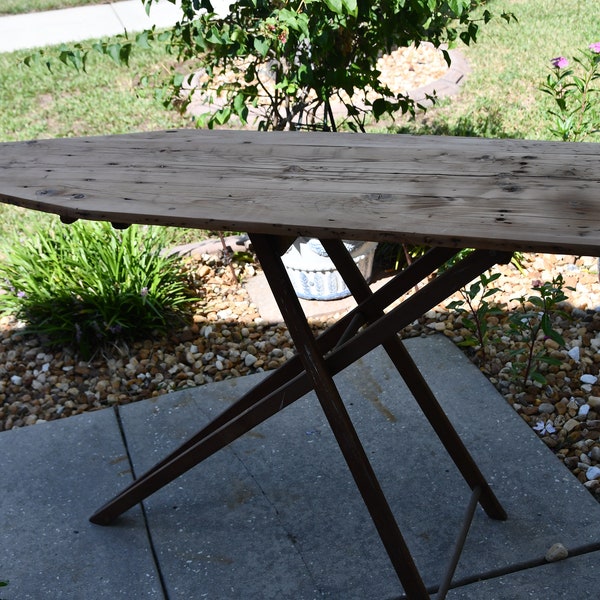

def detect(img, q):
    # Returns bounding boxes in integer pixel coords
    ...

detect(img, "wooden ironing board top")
[0,129,598,255]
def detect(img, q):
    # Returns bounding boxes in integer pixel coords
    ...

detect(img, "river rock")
[545,543,569,562]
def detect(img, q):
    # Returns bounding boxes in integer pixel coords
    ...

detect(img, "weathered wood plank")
[0,130,598,255]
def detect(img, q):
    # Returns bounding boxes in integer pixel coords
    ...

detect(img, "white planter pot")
[281,238,378,300]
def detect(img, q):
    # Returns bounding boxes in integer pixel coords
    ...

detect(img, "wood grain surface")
[0,129,598,255]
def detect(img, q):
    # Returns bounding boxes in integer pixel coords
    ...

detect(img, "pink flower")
[589,42,600,53]
[551,56,569,69]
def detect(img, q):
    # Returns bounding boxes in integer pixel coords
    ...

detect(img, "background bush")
[0,220,196,357]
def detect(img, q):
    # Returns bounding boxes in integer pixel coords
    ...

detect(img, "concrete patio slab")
[115,335,600,599]
[0,408,161,599]
[2,334,599,598]
[446,549,600,599]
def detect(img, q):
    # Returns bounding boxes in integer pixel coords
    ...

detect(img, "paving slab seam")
[213,412,326,595]
[113,405,171,600]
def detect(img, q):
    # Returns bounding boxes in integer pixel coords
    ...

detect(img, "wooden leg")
[91,241,506,582]
[90,248,451,523]
[90,369,306,525]
[90,247,456,525]
[321,239,507,521]
[251,233,432,599]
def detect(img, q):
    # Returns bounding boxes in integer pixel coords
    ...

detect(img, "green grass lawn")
[2,0,597,142]
[0,42,191,142]
[0,36,193,238]
[390,0,600,141]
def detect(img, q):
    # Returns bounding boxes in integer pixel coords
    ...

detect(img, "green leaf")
[232,93,248,122]
[119,43,133,67]
[206,26,223,44]
[323,0,343,15]
[295,12,311,37]
[462,319,477,332]
[527,296,544,308]
[447,0,468,16]
[106,43,123,65]
[215,107,232,124]
[541,315,565,346]
[537,355,562,366]
[253,37,270,57]
[136,31,152,49]
[467,281,481,297]
[173,72,185,87]
[447,300,464,310]
[58,47,85,71]
[530,371,547,385]
[372,98,388,119]
[482,287,500,299]
[195,112,212,128]
[342,0,358,17]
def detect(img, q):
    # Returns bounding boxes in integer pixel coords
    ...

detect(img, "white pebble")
[586,466,600,481]
[244,354,257,367]
[578,404,591,417]
[10,375,22,386]
[580,374,598,385]
[567,346,580,361]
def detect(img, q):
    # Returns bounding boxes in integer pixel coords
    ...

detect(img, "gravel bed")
[1,248,600,501]
[422,253,600,500]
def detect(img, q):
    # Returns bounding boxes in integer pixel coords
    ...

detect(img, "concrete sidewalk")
[2,335,600,599]
[0,0,231,54]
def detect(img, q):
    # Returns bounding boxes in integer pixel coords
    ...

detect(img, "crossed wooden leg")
[90,236,510,599]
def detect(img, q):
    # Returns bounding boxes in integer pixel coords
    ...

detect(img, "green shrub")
[0,220,196,357]
[31,1,512,132]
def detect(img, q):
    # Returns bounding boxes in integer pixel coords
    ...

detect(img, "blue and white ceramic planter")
[281,238,377,300]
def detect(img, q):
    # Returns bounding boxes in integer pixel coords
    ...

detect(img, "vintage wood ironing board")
[0,130,598,599]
